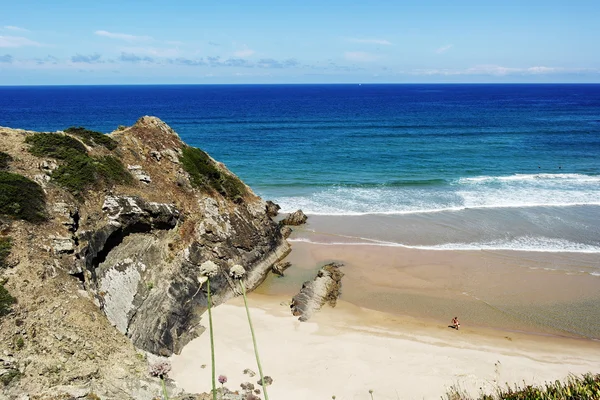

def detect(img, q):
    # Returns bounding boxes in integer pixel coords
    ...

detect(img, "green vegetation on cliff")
[446,373,600,400]
[0,171,47,222]
[65,126,117,150]
[25,132,132,197]
[180,146,246,201]
[25,132,87,159]
[0,237,11,269]
[0,151,13,170]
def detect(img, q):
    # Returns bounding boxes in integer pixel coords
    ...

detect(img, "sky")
[1,0,599,84]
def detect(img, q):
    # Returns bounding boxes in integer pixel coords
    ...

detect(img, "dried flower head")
[218,374,228,384]
[257,376,273,386]
[149,361,171,378]
[199,260,219,278]
[230,264,246,279]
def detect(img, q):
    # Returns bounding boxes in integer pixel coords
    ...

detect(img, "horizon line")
[2,82,600,87]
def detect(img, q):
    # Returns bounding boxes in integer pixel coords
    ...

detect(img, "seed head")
[149,361,171,378]
[199,260,219,278]
[230,264,246,279]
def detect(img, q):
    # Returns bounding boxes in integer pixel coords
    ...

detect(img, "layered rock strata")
[0,116,290,398]
[290,262,344,321]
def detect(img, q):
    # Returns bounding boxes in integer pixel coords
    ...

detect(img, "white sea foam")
[458,173,600,184]
[271,173,600,215]
[288,236,600,253]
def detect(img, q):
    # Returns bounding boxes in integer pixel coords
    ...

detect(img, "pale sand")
[170,293,600,400]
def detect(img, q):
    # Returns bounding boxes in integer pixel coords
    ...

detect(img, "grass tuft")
[0,282,16,317]
[445,373,600,400]
[0,151,12,170]
[180,146,246,201]
[65,126,118,150]
[0,236,11,269]
[0,171,47,222]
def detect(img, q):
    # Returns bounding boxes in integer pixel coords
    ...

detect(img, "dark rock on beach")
[265,200,280,217]
[281,209,307,226]
[272,261,292,276]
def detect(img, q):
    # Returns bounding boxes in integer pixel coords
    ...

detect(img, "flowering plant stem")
[240,280,269,400]
[161,377,169,400]
[207,279,217,400]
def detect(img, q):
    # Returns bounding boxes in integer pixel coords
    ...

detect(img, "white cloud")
[0,36,41,48]
[95,30,151,42]
[119,46,179,57]
[435,44,453,54]
[344,51,379,62]
[412,65,597,76]
[234,48,255,58]
[347,38,392,45]
[3,26,29,32]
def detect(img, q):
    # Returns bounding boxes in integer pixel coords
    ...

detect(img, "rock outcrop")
[0,116,291,399]
[281,209,307,226]
[290,262,344,321]
[265,200,280,217]
[272,261,292,277]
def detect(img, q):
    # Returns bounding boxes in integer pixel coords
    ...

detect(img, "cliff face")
[0,117,290,398]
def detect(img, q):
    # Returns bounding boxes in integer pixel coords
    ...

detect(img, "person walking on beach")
[452,317,460,330]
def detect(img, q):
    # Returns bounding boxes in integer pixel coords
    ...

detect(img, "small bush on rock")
[0,236,11,268]
[180,146,246,200]
[0,151,12,170]
[25,132,131,197]
[65,126,117,150]
[0,283,16,316]
[25,132,87,159]
[0,171,47,222]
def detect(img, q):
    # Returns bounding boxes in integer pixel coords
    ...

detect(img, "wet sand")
[258,238,600,340]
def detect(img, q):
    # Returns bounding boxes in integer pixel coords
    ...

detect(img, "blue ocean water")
[1,84,600,254]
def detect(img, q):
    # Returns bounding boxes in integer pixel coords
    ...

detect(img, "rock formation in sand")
[0,117,290,399]
[281,209,307,226]
[290,262,344,321]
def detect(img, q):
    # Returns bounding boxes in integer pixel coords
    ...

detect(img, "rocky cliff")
[0,117,290,399]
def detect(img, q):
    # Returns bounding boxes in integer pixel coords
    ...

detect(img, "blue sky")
[1,0,599,84]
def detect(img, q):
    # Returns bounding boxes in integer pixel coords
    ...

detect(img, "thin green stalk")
[161,377,169,400]
[240,280,269,400]
[207,279,217,400]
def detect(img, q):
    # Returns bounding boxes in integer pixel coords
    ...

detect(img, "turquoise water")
[1,84,599,254]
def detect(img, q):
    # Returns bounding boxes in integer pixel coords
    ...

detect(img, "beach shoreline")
[171,232,600,399]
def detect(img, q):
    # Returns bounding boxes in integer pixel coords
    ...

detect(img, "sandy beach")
[171,234,600,399]
[170,294,600,400]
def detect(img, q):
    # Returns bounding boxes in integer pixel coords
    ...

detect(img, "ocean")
[1,84,599,255]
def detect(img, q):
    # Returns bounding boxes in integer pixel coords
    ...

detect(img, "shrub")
[25,132,87,159]
[0,151,12,170]
[96,155,134,186]
[25,133,131,197]
[65,126,117,150]
[180,146,246,200]
[51,153,98,195]
[0,283,16,316]
[0,369,20,386]
[0,171,47,222]
[0,237,11,269]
